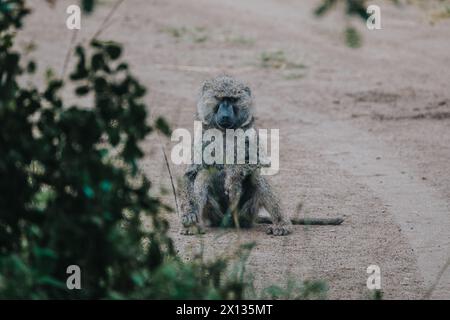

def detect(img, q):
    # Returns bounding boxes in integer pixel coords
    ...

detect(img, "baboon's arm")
[179,164,201,228]
[256,176,291,235]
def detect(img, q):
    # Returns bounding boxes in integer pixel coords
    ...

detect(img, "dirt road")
[22,0,450,299]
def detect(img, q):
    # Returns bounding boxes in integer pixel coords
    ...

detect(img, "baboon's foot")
[180,225,205,236]
[181,211,198,228]
[266,224,291,236]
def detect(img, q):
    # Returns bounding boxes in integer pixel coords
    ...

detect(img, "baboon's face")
[197,76,254,130]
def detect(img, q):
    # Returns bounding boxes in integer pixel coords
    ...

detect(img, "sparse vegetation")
[315,0,450,47]
[261,279,328,300]
[371,289,384,300]
[224,35,255,46]
[260,50,305,70]
[430,5,450,23]
[161,26,208,43]
[344,26,362,48]
[283,72,306,80]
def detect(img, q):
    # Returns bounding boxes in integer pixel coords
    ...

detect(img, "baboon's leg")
[226,173,259,228]
[256,175,291,236]
[197,170,225,227]
[179,177,199,235]
[224,171,243,225]
[194,171,212,232]
[179,165,205,235]
[236,191,260,228]
[181,169,225,234]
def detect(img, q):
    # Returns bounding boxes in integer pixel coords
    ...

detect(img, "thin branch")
[60,29,78,78]
[423,257,450,299]
[90,0,125,41]
[159,141,180,217]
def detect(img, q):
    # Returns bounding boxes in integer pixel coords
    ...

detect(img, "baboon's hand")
[180,225,205,236]
[181,211,205,235]
[181,211,198,227]
[266,223,291,236]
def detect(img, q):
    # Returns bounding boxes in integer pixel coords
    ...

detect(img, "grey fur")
[178,75,291,236]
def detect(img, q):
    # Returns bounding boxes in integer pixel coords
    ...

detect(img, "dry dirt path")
[21,0,450,299]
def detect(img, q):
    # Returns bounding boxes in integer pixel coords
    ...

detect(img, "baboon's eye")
[229,97,239,104]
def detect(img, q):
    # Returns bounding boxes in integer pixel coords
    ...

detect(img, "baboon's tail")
[256,216,344,225]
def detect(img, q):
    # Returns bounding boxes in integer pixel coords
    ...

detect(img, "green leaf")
[91,53,105,71]
[33,246,58,259]
[83,186,95,198]
[94,77,107,91]
[37,276,66,289]
[105,43,122,60]
[131,272,146,287]
[70,46,88,80]
[155,117,171,136]
[314,0,336,17]
[81,0,95,14]
[27,61,36,74]
[75,85,90,96]
[100,180,112,192]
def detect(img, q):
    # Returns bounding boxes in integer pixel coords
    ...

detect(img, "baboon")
[178,75,343,236]
[178,75,290,236]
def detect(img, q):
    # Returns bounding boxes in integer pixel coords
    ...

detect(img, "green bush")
[0,0,249,299]
[0,0,329,300]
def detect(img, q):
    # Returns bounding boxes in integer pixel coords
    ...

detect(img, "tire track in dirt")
[299,112,450,299]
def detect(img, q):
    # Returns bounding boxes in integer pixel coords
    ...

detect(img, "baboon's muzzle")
[216,100,236,129]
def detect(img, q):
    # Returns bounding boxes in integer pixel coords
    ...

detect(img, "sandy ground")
[19,0,450,299]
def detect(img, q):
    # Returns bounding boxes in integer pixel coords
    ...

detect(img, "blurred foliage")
[81,0,95,13]
[262,279,328,300]
[430,5,450,23]
[315,0,450,47]
[315,0,369,48]
[315,0,370,20]
[0,0,251,299]
[372,289,384,300]
[0,0,327,300]
[344,26,362,48]
[161,25,208,43]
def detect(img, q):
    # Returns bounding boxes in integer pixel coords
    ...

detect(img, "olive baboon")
[178,75,343,236]
[178,75,291,236]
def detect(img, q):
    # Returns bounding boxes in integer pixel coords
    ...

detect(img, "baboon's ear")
[202,81,212,94]
[243,86,251,97]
